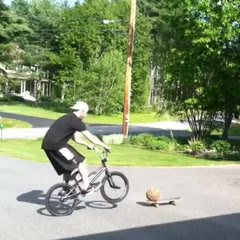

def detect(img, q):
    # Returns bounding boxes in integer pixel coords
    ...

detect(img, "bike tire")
[45,183,78,216]
[100,171,129,204]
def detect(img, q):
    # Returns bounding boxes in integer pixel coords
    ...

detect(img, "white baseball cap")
[70,101,89,112]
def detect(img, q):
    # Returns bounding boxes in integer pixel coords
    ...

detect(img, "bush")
[210,140,231,155]
[9,95,24,102]
[188,138,206,154]
[39,96,53,102]
[224,152,240,161]
[129,133,155,146]
[0,97,10,102]
[175,144,191,153]
[147,140,169,151]
[129,134,177,151]
[156,136,173,143]
[0,95,24,102]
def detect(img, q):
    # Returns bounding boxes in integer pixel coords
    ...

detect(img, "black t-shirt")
[42,113,86,150]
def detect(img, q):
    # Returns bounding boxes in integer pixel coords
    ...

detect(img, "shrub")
[0,97,10,102]
[129,134,178,151]
[147,140,169,151]
[224,152,240,161]
[9,95,24,102]
[210,140,231,155]
[156,136,173,143]
[129,133,155,146]
[175,144,191,153]
[0,95,24,102]
[39,96,53,102]
[188,138,206,154]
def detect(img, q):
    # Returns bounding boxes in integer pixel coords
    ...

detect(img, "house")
[0,63,53,99]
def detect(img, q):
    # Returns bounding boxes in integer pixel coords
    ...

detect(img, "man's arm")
[81,130,110,149]
[73,131,94,148]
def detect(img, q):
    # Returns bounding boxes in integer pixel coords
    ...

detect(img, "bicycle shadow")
[16,190,117,217]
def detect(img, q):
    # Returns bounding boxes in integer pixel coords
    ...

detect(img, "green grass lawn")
[0,102,175,124]
[0,139,238,166]
[0,118,31,128]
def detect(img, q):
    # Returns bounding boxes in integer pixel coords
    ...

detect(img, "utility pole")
[122,0,136,137]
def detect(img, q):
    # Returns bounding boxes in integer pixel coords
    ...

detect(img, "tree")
[0,0,31,92]
[0,0,31,64]
[82,49,126,114]
[11,0,63,99]
[153,0,240,139]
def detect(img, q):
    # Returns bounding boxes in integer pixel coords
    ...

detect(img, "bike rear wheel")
[100,171,129,203]
[45,183,78,216]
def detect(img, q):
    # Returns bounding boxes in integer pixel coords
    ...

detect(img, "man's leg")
[59,145,101,194]
[78,160,90,190]
[78,161,101,193]
[59,146,90,191]
[63,172,71,184]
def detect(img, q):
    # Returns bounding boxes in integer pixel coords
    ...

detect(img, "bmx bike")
[45,148,129,216]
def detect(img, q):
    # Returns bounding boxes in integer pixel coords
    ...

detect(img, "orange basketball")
[146,187,160,202]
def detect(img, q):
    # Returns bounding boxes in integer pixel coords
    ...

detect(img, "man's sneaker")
[82,182,102,195]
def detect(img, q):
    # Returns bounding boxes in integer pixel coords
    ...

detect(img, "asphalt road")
[0,112,192,138]
[1,155,240,240]
[0,112,54,128]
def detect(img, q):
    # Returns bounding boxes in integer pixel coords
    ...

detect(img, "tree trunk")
[222,111,233,140]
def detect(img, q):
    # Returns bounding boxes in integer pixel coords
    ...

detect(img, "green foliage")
[152,0,240,139]
[147,139,169,151]
[3,0,240,124]
[210,140,231,155]
[187,138,206,154]
[129,133,155,146]
[224,152,240,161]
[84,50,125,114]
[131,11,152,112]
[0,95,24,102]
[129,133,177,151]
[175,143,191,153]
[0,0,31,64]
[0,97,10,102]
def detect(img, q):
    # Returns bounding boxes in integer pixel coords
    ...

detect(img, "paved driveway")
[0,112,193,139]
[1,155,240,240]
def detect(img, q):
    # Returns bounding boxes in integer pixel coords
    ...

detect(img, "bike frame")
[70,149,111,195]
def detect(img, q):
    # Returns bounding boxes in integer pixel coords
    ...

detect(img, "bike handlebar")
[92,147,110,159]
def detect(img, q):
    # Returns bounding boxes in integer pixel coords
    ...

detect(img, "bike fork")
[105,171,121,189]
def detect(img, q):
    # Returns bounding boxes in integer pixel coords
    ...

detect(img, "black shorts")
[44,144,85,175]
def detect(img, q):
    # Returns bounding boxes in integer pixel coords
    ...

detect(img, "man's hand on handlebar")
[87,144,111,153]
[104,145,111,153]
[87,144,95,150]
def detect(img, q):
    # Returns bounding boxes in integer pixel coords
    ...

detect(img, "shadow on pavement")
[16,190,117,217]
[55,213,240,240]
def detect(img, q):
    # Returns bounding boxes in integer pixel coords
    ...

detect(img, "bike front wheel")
[100,171,129,204]
[45,183,78,216]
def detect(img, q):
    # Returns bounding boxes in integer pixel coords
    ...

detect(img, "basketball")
[146,187,160,202]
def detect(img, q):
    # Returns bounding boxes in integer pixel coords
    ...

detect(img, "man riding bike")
[41,100,111,195]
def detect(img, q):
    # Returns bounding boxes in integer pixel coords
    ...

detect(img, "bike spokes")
[46,183,78,216]
[108,178,121,189]
[101,171,129,203]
